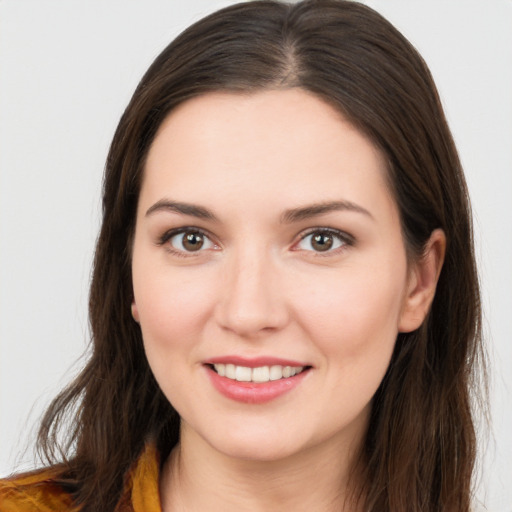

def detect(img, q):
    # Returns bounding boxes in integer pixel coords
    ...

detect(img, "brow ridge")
[145,198,372,223]
[280,200,373,223]
[145,199,217,221]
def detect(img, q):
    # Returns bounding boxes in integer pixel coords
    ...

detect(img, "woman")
[0,1,485,511]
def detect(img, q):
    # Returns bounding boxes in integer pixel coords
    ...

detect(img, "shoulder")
[0,466,77,512]
[0,442,161,512]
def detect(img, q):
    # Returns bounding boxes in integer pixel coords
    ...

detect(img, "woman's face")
[131,89,424,462]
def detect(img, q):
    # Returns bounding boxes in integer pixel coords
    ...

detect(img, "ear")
[398,229,446,333]
[131,301,140,323]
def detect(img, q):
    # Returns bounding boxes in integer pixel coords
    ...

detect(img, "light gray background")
[1,1,511,510]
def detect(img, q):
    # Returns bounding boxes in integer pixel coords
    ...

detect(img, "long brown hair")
[37,1,485,510]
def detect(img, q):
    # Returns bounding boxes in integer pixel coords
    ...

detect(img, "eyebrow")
[280,200,373,223]
[145,199,373,223]
[145,199,219,221]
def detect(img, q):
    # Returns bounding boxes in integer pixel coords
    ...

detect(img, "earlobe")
[398,229,446,333]
[131,301,140,323]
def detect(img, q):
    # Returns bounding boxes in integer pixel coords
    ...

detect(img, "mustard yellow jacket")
[0,443,161,511]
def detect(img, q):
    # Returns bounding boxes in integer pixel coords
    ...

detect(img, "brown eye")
[182,232,204,251]
[296,229,348,253]
[169,230,214,253]
[311,233,333,251]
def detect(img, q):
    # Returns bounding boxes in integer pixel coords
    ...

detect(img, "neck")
[160,423,366,512]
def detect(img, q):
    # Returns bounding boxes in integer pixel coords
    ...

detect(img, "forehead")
[141,89,395,220]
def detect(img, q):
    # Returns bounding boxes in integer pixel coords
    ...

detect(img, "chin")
[192,420,313,463]
[217,438,306,463]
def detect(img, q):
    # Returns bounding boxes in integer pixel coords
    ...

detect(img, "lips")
[204,356,311,404]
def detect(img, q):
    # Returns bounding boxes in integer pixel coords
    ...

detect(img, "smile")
[205,360,311,404]
[212,363,306,383]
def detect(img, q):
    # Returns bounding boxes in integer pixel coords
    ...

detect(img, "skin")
[131,89,445,511]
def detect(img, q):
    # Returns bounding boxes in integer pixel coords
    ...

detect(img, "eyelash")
[158,227,215,258]
[296,228,354,256]
[157,227,354,258]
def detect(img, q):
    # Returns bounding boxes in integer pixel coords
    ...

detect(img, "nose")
[214,246,289,338]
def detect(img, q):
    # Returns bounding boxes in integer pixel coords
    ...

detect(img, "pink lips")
[204,356,311,404]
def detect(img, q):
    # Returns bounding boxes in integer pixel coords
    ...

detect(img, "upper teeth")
[213,364,304,383]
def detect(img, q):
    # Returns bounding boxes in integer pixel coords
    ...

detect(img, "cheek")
[293,262,406,368]
[132,264,220,410]
[132,261,215,359]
